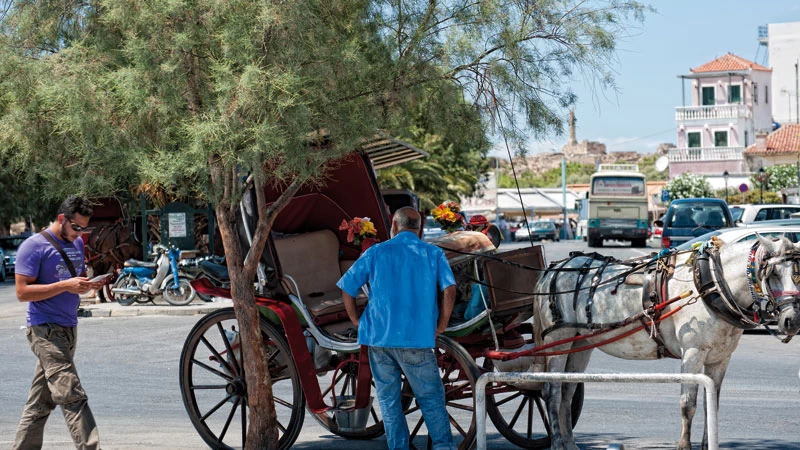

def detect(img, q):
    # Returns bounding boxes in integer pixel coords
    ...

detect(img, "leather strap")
[40,230,78,277]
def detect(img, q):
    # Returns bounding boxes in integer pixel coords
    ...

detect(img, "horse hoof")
[676,443,692,450]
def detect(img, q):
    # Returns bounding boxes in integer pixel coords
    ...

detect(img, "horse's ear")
[756,232,776,249]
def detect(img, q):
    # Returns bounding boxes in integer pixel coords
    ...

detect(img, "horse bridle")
[747,242,800,324]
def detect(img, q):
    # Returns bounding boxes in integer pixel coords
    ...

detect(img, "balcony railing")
[668,147,744,162]
[675,105,750,121]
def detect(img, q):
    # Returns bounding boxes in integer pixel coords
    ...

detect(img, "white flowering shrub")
[750,164,799,192]
[665,173,713,201]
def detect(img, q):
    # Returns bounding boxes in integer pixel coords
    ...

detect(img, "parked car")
[661,198,734,249]
[647,217,663,249]
[676,223,800,251]
[515,220,559,242]
[422,215,447,241]
[729,204,800,225]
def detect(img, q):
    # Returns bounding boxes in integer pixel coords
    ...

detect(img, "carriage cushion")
[274,230,366,317]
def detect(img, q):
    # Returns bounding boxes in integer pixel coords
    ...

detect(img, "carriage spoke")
[241,399,247,445]
[190,384,228,390]
[216,322,240,376]
[274,396,294,409]
[534,397,552,436]
[444,401,474,412]
[192,358,234,381]
[508,395,528,428]
[201,336,235,376]
[409,416,425,440]
[444,381,471,397]
[201,393,235,422]
[494,391,524,407]
[218,396,241,442]
[449,414,468,437]
[321,370,348,397]
[527,397,534,439]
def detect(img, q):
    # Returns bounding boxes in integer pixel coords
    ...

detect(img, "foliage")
[498,162,595,188]
[665,173,713,201]
[0,1,649,447]
[750,164,800,192]
[639,154,668,182]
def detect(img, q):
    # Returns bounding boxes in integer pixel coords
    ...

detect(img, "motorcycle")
[111,244,196,306]
[179,255,229,302]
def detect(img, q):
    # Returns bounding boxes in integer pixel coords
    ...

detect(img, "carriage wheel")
[483,359,584,449]
[179,308,304,450]
[402,335,479,450]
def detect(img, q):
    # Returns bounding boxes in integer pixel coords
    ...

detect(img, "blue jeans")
[368,346,456,450]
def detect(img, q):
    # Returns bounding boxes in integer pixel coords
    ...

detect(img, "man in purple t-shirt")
[12,196,105,450]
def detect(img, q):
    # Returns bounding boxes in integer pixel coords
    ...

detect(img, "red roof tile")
[746,124,800,154]
[691,53,771,73]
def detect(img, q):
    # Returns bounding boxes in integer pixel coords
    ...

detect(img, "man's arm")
[15,274,96,302]
[341,291,361,327]
[436,285,456,334]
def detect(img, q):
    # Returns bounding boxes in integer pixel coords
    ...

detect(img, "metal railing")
[475,371,718,450]
[668,146,744,162]
[675,104,750,121]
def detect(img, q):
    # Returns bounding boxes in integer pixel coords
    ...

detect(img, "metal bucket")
[334,396,374,433]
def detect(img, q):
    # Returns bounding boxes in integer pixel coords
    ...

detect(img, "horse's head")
[755,234,800,337]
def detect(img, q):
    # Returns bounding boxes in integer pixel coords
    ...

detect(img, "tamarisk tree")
[0,1,647,447]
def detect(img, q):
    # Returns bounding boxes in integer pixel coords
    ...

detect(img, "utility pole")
[796,60,799,124]
[561,156,568,240]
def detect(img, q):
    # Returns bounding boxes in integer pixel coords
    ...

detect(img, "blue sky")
[507,0,800,156]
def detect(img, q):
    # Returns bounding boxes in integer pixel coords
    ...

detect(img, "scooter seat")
[124,259,158,269]
[199,260,230,282]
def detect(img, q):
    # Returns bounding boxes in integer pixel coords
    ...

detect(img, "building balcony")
[668,146,744,162]
[675,104,750,121]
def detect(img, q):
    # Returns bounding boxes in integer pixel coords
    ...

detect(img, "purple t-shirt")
[15,230,86,327]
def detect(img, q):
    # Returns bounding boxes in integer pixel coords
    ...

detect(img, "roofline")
[678,70,758,79]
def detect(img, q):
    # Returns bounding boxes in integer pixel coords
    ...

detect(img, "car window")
[730,208,744,221]
[0,238,24,250]
[533,221,551,228]
[425,216,437,228]
[773,208,800,220]
[739,232,799,243]
[755,209,769,221]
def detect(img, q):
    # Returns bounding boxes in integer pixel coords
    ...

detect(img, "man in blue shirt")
[338,207,457,450]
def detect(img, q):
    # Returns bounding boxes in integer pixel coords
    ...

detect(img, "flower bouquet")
[431,201,464,233]
[339,217,378,250]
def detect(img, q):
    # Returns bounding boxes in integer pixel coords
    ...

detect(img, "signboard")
[591,177,645,197]
[739,183,749,193]
[660,189,670,203]
[168,213,187,237]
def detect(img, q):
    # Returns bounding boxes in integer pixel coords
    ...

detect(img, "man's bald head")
[392,207,421,236]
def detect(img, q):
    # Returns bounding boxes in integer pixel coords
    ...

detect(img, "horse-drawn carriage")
[178,147,800,450]
[177,150,578,449]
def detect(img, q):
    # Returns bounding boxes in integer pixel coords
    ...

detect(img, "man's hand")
[436,285,457,335]
[61,277,93,295]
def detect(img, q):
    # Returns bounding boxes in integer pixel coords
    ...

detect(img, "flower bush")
[431,201,464,233]
[339,217,377,247]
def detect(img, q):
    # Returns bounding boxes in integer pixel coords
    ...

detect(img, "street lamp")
[759,167,765,204]
[723,170,729,204]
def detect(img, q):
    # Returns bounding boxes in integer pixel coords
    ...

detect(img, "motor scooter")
[179,255,228,302]
[111,244,196,306]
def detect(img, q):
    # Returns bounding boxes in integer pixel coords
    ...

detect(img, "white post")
[476,372,718,450]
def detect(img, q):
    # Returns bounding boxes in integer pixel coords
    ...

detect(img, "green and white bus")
[587,164,649,248]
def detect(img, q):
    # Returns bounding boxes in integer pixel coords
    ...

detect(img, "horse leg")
[543,353,570,450]
[700,361,728,450]
[677,348,706,450]
[559,350,592,450]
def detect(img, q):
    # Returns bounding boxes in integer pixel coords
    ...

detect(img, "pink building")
[670,53,773,178]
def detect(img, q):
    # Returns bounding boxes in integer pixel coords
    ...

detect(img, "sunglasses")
[68,221,93,233]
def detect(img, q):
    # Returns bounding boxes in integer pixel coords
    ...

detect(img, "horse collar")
[693,246,759,329]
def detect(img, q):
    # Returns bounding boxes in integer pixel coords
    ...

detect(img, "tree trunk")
[215,204,279,450]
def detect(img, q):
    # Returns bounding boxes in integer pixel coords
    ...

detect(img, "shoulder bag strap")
[40,231,78,278]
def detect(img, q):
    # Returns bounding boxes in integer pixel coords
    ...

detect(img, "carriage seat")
[274,229,367,318]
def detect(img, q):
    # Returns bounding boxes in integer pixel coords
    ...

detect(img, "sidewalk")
[79,294,232,318]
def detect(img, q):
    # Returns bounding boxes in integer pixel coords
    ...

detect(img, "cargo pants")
[12,323,99,450]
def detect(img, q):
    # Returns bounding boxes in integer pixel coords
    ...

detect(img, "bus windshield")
[591,176,645,197]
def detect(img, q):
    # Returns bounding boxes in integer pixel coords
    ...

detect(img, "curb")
[78,299,232,319]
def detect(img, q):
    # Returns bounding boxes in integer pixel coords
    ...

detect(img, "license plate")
[612,230,623,235]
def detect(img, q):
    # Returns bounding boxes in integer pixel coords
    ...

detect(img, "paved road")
[1,240,799,449]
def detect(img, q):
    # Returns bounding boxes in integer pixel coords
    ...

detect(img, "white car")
[676,223,800,250]
[729,204,800,225]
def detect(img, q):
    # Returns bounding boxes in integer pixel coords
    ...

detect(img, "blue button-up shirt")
[337,231,456,348]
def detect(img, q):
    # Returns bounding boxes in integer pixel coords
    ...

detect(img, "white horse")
[533,235,800,450]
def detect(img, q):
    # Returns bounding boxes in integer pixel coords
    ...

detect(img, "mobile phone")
[89,274,112,283]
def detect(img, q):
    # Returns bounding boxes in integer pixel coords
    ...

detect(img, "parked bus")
[587,164,648,248]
